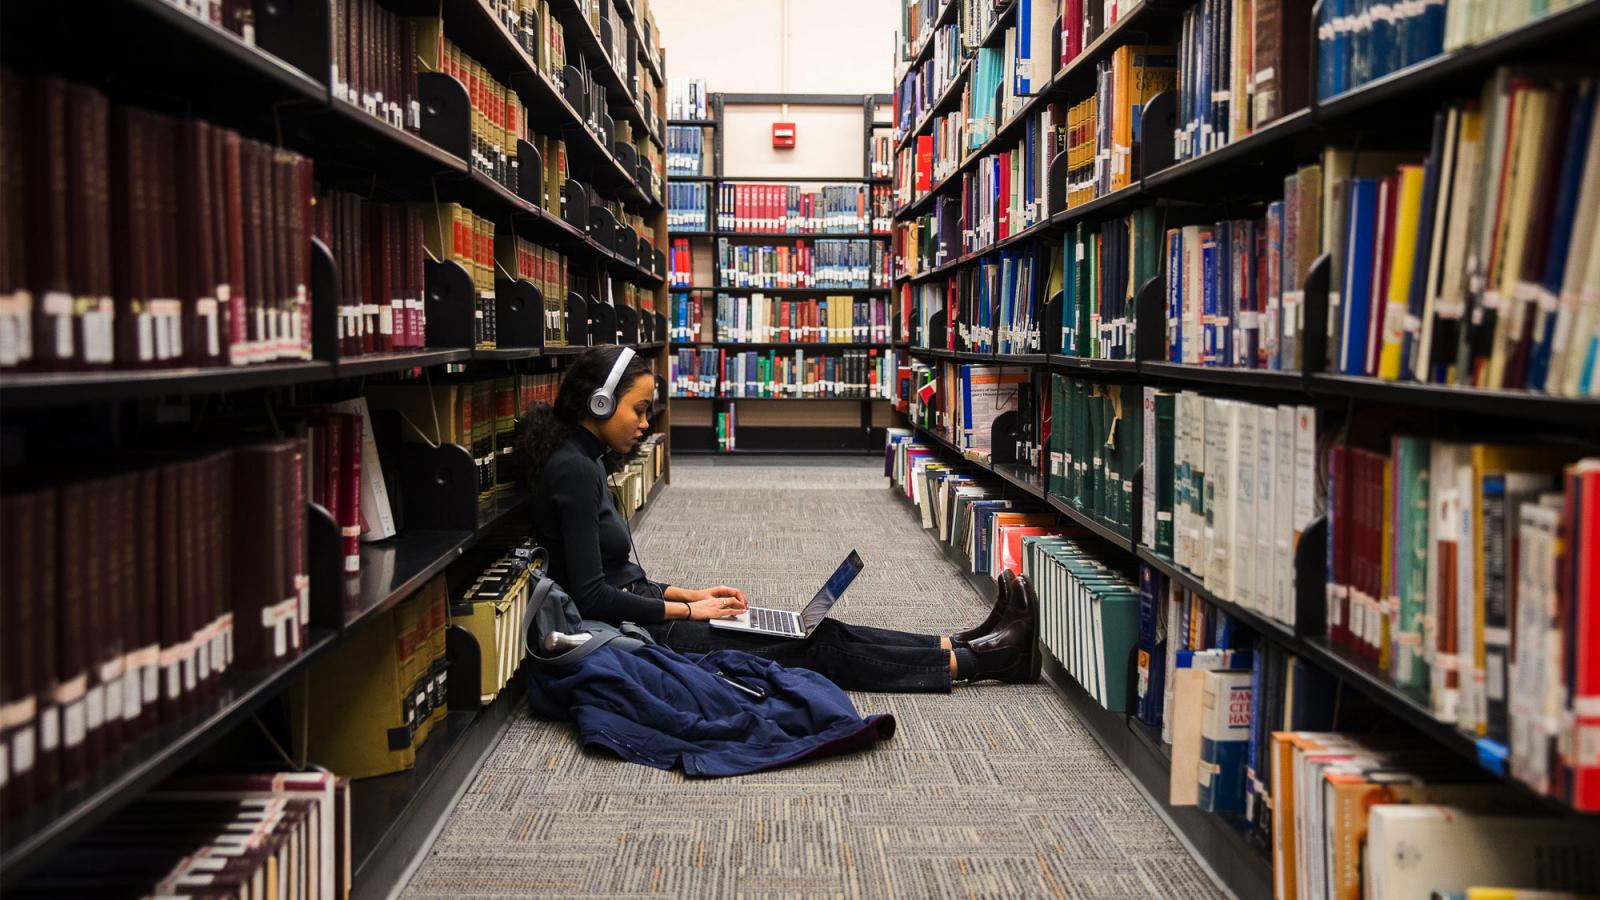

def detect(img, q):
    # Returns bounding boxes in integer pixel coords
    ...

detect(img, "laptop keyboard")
[751,607,800,634]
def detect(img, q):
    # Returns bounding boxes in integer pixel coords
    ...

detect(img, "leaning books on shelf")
[0,444,310,823]
[11,770,351,898]
[1330,71,1599,395]
[289,574,449,780]
[0,69,313,372]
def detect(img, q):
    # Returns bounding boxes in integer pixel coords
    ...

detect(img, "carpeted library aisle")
[400,457,1227,899]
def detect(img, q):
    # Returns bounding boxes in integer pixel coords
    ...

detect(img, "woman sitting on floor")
[513,344,1038,694]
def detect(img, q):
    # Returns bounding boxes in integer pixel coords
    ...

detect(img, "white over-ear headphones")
[588,346,636,419]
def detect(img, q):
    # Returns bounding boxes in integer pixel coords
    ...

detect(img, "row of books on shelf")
[669,293,894,344]
[0,70,314,371]
[331,0,422,135]
[1135,564,1600,900]
[888,425,1600,897]
[899,66,1600,398]
[14,771,352,898]
[716,238,892,290]
[667,77,709,121]
[894,19,963,142]
[898,248,1043,354]
[667,182,710,231]
[607,434,667,522]
[900,0,951,60]
[0,443,312,822]
[717,405,737,450]
[665,124,705,176]
[669,347,899,400]
[1173,0,1306,161]
[716,183,894,235]
[413,16,533,188]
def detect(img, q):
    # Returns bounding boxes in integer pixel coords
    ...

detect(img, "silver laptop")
[708,550,864,639]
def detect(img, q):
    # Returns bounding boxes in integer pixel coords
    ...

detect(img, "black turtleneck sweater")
[530,426,666,624]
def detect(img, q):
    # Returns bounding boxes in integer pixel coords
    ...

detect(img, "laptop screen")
[799,550,864,634]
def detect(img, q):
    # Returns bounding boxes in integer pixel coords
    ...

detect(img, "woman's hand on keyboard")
[686,587,748,620]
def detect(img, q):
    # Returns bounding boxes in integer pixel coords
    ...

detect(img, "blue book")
[1167,227,1183,362]
[1136,565,1167,728]
[1528,82,1598,390]
[1217,222,1234,368]
[1196,669,1253,813]
[1338,177,1380,374]
[1402,114,1446,380]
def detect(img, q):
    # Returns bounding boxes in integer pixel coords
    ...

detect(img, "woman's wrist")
[663,598,692,620]
[662,585,696,603]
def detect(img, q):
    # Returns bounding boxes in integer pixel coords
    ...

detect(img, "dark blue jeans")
[629,580,953,693]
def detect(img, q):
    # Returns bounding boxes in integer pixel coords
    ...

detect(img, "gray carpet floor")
[400,457,1228,899]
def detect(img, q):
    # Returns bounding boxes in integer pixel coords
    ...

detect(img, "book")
[1196,668,1253,813]
[1367,805,1600,899]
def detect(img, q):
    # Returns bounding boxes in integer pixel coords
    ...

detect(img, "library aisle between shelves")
[400,454,1227,899]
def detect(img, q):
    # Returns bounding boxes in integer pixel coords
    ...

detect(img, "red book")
[916,136,933,192]
[232,441,291,670]
[1572,462,1600,809]
[1327,444,1351,650]
[339,413,362,576]
[1365,173,1398,376]
[998,151,1012,240]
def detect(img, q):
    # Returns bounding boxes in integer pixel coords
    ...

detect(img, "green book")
[1395,435,1431,690]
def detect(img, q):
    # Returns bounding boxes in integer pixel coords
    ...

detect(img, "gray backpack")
[523,574,651,670]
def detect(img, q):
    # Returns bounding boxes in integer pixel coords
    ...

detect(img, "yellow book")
[1378,165,1427,379]
[1488,83,1554,388]
[411,17,445,72]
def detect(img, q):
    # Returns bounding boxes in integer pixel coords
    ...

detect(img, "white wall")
[652,0,900,94]
[652,0,899,174]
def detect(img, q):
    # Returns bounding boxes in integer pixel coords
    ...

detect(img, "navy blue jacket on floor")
[526,643,896,777]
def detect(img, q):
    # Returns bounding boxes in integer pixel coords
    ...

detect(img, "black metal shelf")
[712,231,892,240]
[0,361,334,410]
[545,0,654,133]
[716,394,891,402]
[0,629,341,885]
[1315,1,1600,126]
[992,462,1046,501]
[333,350,475,379]
[1140,361,1310,392]
[1141,107,1317,195]
[1308,373,1600,426]
[671,286,889,296]
[1047,355,1140,374]
[671,342,894,350]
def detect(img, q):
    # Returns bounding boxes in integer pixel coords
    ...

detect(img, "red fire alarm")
[771,122,796,149]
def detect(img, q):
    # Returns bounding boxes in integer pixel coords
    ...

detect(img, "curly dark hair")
[513,344,655,488]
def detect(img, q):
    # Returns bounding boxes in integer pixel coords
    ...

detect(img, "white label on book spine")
[39,706,58,751]
[63,700,85,748]
[12,726,35,774]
